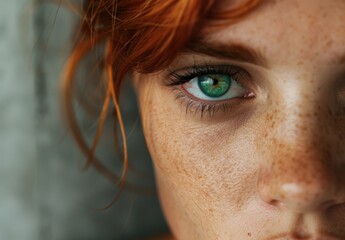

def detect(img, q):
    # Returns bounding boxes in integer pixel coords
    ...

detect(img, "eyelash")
[166,64,253,117]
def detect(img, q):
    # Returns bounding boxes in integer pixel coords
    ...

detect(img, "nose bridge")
[257,92,343,212]
[264,91,330,169]
[274,98,328,162]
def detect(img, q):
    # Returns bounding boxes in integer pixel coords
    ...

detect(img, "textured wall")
[0,1,37,239]
[0,1,168,239]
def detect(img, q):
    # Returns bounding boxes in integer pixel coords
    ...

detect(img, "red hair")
[61,0,260,192]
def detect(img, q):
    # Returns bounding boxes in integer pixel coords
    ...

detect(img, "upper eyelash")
[166,64,243,86]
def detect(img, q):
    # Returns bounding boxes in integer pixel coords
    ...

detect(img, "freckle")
[328,108,332,115]
[270,121,276,128]
[248,232,252,237]
[301,126,308,131]
[325,39,333,48]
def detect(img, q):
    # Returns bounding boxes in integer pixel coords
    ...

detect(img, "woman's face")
[135,0,345,239]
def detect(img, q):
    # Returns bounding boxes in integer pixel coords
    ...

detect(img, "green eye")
[198,74,231,98]
[183,72,247,101]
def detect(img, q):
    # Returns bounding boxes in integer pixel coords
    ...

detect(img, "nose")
[257,105,345,213]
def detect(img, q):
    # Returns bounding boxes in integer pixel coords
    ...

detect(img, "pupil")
[212,78,218,85]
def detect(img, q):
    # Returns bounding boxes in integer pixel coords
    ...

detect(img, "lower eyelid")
[166,83,256,121]
[177,92,253,119]
[181,81,253,102]
[175,91,229,116]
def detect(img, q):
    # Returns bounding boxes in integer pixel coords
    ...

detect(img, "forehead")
[207,0,345,67]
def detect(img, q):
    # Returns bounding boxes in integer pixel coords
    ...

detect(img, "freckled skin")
[134,0,345,239]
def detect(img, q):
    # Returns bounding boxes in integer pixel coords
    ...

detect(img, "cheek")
[137,78,260,235]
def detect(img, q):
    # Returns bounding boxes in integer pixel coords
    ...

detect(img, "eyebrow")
[184,40,268,67]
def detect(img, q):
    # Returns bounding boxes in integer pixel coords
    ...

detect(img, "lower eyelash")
[175,90,230,118]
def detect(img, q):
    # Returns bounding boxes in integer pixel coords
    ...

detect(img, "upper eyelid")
[168,63,242,74]
[165,64,252,87]
[172,66,239,81]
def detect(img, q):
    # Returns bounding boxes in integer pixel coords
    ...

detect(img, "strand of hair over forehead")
[61,0,260,204]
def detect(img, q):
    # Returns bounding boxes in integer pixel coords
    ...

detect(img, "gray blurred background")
[0,1,168,239]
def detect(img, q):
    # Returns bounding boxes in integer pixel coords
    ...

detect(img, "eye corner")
[243,90,255,99]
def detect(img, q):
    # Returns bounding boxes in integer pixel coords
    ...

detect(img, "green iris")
[198,74,231,98]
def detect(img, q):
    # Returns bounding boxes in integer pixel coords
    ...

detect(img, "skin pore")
[135,0,345,239]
